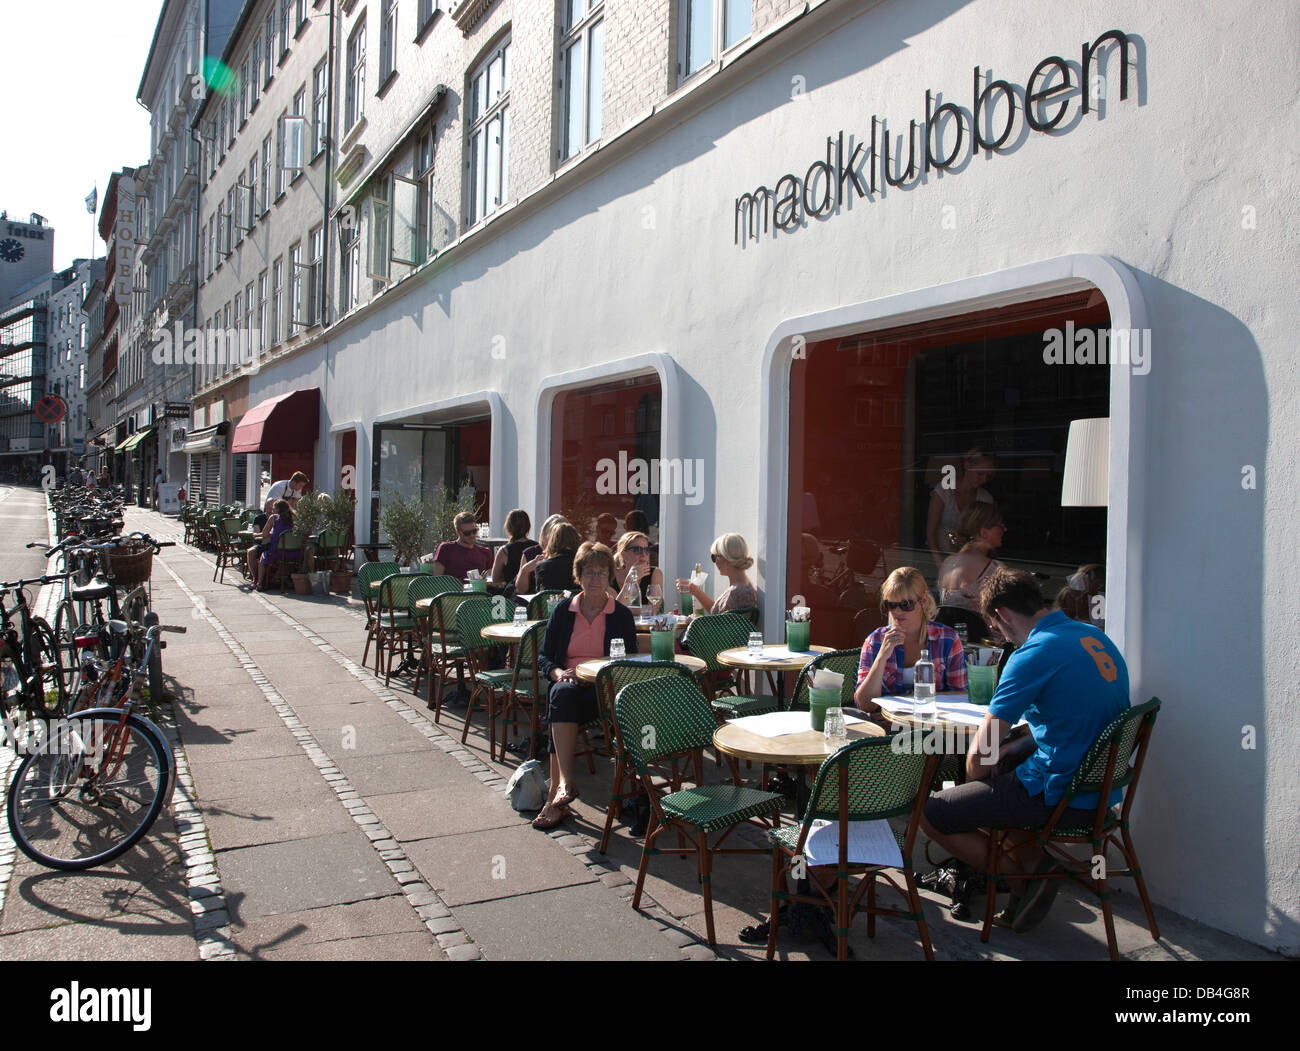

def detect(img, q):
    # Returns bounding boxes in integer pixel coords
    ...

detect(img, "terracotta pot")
[291,573,312,595]
[330,571,354,595]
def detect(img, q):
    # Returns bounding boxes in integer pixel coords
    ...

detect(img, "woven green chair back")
[514,620,547,672]
[378,574,414,615]
[597,659,696,729]
[787,648,862,712]
[359,561,400,592]
[454,596,508,655]
[615,676,717,775]
[801,735,929,825]
[680,612,752,671]
[282,533,304,552]
[417,573,462,596]
[528,589,566,621]
[431,592,475,636]
[220,517,243,538]
[405,572,451,615]
[1067,697,1160,799]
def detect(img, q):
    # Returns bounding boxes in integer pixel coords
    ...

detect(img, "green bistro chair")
[493,620,551,764]
[359,561,400,669]
[595,659,700,854]
[425,591,476,722]
[455,596,512,758]
[213,517,247,584]
[265,531,304,591]
[181,504,198,544]
[405,573,453,699]
[767,737,941,961]
[415,573,463,596]
[616,676,785,946]
[527,589,567,621]
[681,611,774,719]
[376,574,419,684]
[979,698,1162,960]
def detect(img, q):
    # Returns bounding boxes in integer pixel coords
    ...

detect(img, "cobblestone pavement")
[0,492,1283,962]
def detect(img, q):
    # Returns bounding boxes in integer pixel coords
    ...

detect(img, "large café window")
[788,291,1110,650]
[550,375,661,545]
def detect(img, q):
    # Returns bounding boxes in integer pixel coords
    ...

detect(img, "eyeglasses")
[579,569,608,581]
[710,553,721,564]
[881,599,918,613]
[459,528,478,538]
[626,545,649,556]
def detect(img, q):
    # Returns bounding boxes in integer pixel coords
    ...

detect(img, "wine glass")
[646,583,663,614]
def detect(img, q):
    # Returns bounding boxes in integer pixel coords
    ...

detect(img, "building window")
[288,241,303,329]
[682,0,751,78]
[550,374,662,545]
[306,224,323,324]
[380,0,398,82]
[265,10,277,85]
[785,292,1110,649]
[247,156,259,229]
[260,134,272,214]
[276,109,289,198]
[467,37,510,225]
[366,181,390,282]
[417,0,439,37]
[251,35,262,105]
[296,0,307,33]
[312,59,328,156]
[240,57,250,125]
[257,270,268,352]
[280,0,294,57]
[415,130,437,260]
[340,222,360,311]
[244,282,255,359]
[560,2,604,160]
[271,258,284,345]
[231,292,243,374]
[346,19,366,133]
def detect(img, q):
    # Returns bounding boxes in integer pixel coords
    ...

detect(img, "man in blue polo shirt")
[921,567,1129,932]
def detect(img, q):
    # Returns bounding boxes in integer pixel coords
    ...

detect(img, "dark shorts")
[547,681,599,726]
[923,770,1095,836]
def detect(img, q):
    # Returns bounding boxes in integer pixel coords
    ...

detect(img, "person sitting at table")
[532,542,638,830]
[534,522,581,591]
[675,533,759,614]
[491,508,535,586]
[429,511,493,582]
[516,514,568,593]
[595,513,618,547]
[938,503,1008,614]
[853,566,967,708]
[245,503,281,580]
[926,448,996,577]
[611,531,664,609]
[252,499,294,590]
[920,568,1129,933]
[1055,563,1105,631]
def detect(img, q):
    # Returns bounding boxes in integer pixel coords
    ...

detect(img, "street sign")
[34,395,66,424]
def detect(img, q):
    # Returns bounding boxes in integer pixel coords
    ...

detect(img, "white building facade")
[184,0,1298,952]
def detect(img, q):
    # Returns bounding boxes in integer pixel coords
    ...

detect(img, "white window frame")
[260,134,273,214]
[680,0,751,80]
[559,2,604,161]
[466,37,510,226]
[312,59,328,157]
[345,19,367,133]
[380,0,398,82]
[264,11,277,86]
[288,241,304,328]
[271,258,284,346]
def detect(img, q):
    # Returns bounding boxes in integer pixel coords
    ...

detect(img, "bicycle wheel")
[142,612,164,702]
[29,619,66,718]
[53,599,81,696]
[6,712,171,871]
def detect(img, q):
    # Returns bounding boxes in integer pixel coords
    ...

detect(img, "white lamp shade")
[1061,418,1110,507]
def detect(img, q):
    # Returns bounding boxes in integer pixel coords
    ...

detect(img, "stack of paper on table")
[876,693,988,727]
[727,710,867,738]
[802,818,904,868]
[744,647,817,661]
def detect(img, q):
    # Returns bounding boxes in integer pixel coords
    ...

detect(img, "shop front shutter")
[189,457,202,505]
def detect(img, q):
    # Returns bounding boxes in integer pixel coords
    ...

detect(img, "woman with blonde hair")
[854,567,967,707]
[514,514,568,594]
[611,531,664,609]
[938,503,1008,614]
[676,533,759,614]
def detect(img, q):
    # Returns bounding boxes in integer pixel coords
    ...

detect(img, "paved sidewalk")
[2,497,1285,963]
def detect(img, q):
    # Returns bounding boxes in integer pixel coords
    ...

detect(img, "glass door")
[370,423,452,544]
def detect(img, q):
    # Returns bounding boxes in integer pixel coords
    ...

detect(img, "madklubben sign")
[734,29,1137,245]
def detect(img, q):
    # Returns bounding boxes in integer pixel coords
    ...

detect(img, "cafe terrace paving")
[0,500,1281,962]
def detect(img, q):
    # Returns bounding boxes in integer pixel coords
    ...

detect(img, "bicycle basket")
[106,539,153,589]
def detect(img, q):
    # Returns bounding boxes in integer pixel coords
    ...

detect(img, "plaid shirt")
[857,621,968,694]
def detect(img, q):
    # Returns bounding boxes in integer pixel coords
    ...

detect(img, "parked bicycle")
[0,574,72,719]
[6,622,184,871]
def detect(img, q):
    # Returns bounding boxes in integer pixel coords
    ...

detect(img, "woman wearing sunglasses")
[854,566,967,708]
[674,533,759,614]
[611,531,664,609]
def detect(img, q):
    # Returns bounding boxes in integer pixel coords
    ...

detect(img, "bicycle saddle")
[72,576,114,602]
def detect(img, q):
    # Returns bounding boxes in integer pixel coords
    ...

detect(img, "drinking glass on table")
[748,632,764,658]
[609,638,626,659]
[824,707,848,746]
[513,606,527,627]
[646,583,663,614]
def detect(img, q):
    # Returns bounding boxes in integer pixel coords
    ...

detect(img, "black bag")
[920,857,988,920]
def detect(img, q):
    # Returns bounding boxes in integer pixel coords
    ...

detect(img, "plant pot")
[331,571,354,595]
[290,573,312,595]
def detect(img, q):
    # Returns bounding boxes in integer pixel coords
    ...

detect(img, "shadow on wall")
[1129,270,1288,951]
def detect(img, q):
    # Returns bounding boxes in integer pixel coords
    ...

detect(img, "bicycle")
[6,623,184,871]
[0,574,72,720]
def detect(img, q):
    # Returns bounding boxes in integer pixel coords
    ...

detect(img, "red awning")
[230,389,321,455]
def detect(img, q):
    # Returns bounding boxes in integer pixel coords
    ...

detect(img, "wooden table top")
[713,716,885,766]
[575,653,707,683]
[716,644,833,672]
[481,621,540,642]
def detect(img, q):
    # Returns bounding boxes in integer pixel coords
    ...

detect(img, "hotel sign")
[733,29,1136,245]
[113,176,137,306]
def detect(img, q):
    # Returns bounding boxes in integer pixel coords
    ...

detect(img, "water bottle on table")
[913,647,936,718]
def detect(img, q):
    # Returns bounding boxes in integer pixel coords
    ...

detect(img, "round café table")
[716,644,833,706]
[575,652,706,683]
[480,620,540,643]
[712,713,885,767]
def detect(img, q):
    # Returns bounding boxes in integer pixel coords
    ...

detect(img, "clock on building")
[0,238,24,263]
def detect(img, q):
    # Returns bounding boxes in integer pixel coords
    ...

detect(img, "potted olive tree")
[380,489,431,570]
[289,491,330,594]
[425,482,482,554]
[323,487,358,593]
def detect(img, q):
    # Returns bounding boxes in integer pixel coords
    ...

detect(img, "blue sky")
[0,1,159,271]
